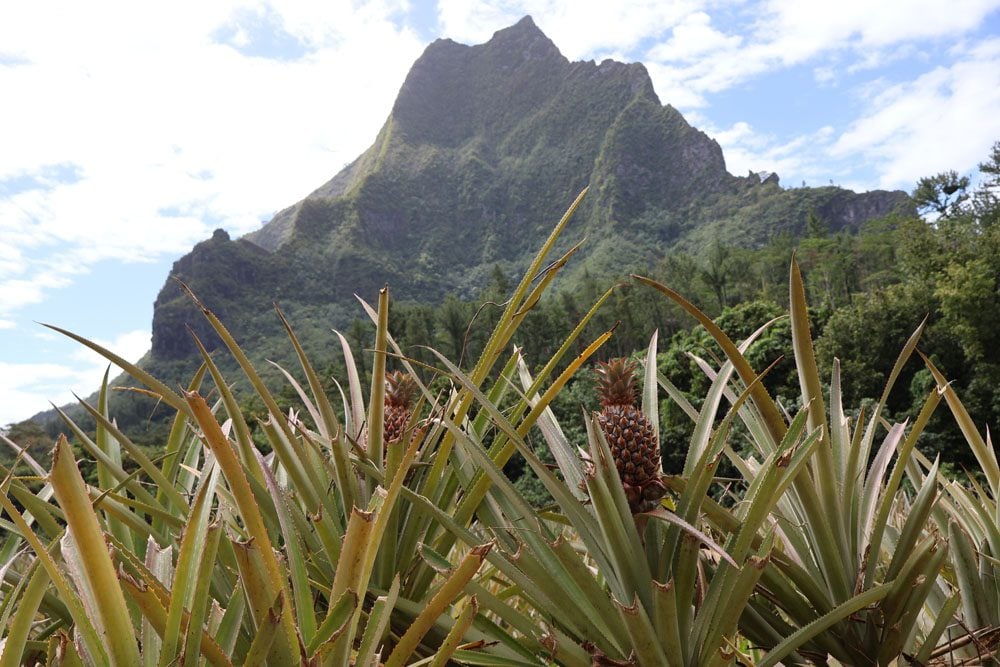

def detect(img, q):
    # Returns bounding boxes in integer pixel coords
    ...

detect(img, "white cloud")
[631,2,1000,189]
[645,12,743,63]
[699,36,1000,192]
[832,38,1000,188]
[0,360,95,426]
[761,0,1000,51]
[0,273,74,312]
[0,328,150,425]
[640,0,1000,108]
[813,66,837,85]
[708,120,845,186]
[0,0,425,321]
[70,329,151,369]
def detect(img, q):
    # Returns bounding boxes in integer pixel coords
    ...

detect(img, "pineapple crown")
[385,371,418,408]
[594,358,639,408]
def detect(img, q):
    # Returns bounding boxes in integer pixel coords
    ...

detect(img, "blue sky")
[2,0,1000,425]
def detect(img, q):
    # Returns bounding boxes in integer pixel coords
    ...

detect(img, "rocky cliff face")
[151,229,278,359]
[817,189,911,228]
[150,15,911,364]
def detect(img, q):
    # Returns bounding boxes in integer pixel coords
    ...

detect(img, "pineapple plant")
[384,370,418,443]
[594,357,665,513]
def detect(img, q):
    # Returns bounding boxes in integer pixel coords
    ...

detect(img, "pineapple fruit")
[594,358,665,513]
[384,370,418,443]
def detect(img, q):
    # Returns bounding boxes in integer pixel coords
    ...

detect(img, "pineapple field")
[3,188,1000,665]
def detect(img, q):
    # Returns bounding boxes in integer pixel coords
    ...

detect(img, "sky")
[1,0,1000,426]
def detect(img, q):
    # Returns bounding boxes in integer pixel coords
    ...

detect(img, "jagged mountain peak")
[421,16,560,61]
[388,16,571,148]
[481,15,562,59]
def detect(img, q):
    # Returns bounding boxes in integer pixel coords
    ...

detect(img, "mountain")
[150,16,908,366]
[27,16,910,439]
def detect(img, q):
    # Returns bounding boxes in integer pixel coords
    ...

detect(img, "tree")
[438,294,472,365]
[934,256,1000,362]
[912,170,970,219]
[978,140,1000,182]
[699,241,736,310]
[815,283,932,414]
[973,140,1000,227]
[1,420,55,469]
[805,209,828,238]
